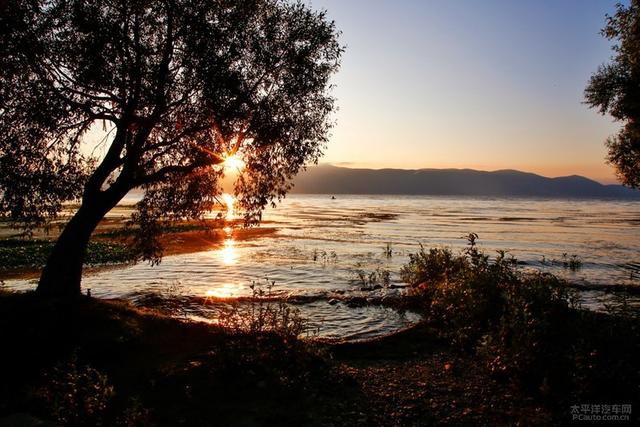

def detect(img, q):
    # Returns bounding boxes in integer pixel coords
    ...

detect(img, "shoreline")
[0,291,637,425]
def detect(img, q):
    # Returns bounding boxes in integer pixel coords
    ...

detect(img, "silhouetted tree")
[585,0,640,188]
[0,0,342,296]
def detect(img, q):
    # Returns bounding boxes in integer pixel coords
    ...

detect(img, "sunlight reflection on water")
[205,283,242,300]
[220,193,237,221]
[219,238,237,265]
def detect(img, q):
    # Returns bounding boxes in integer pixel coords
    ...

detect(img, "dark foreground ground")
[0,291,637,426]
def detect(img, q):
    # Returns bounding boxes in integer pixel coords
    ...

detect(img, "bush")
[401,234,579,393]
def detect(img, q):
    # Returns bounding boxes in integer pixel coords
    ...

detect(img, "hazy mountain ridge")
[290,165,640,198]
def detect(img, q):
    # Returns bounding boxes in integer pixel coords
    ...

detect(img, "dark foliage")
[0,292,337,426]
[400,235,640,404]
[585,0,640,188]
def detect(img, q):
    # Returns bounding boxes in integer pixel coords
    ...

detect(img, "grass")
[0,239,137,270]
[215,280,308,337]
[352,265,391,289]
[0,220,223,271]
[539,253,584,271]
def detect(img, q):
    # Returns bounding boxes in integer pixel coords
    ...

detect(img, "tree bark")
[36,194,121,296]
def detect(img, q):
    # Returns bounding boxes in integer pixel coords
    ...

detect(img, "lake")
[7,195,640,340]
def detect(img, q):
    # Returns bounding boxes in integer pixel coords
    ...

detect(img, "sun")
[222,153,245,172]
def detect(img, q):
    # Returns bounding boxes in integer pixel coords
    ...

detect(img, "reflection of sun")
[222,193,235,220]
[221,238,237,265]
[205,283,239,299]
[222,153,245,172]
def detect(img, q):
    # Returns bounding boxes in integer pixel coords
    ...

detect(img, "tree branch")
[83,127,128,199]
[44,60,121,102]
[134,157,222,187]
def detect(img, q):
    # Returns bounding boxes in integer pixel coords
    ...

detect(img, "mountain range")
[290,165,640,199]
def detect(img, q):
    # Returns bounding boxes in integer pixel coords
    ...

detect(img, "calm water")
[7,195,640,340]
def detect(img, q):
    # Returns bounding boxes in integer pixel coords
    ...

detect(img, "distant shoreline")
[286,192,640,201]
[290,165,640,199]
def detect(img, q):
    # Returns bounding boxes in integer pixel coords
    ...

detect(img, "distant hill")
[290,165,640,199]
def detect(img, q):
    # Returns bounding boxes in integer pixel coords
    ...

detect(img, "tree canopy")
[0,0,342,295]
[585,0,640,188]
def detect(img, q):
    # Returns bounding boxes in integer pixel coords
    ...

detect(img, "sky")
[305,0,625,184]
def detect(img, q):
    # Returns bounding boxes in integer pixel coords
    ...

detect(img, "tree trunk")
[36,196,118,297]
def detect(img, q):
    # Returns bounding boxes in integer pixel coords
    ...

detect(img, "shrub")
[401,234,579,393]
[215,280,306,338]
[40,356,115,427]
